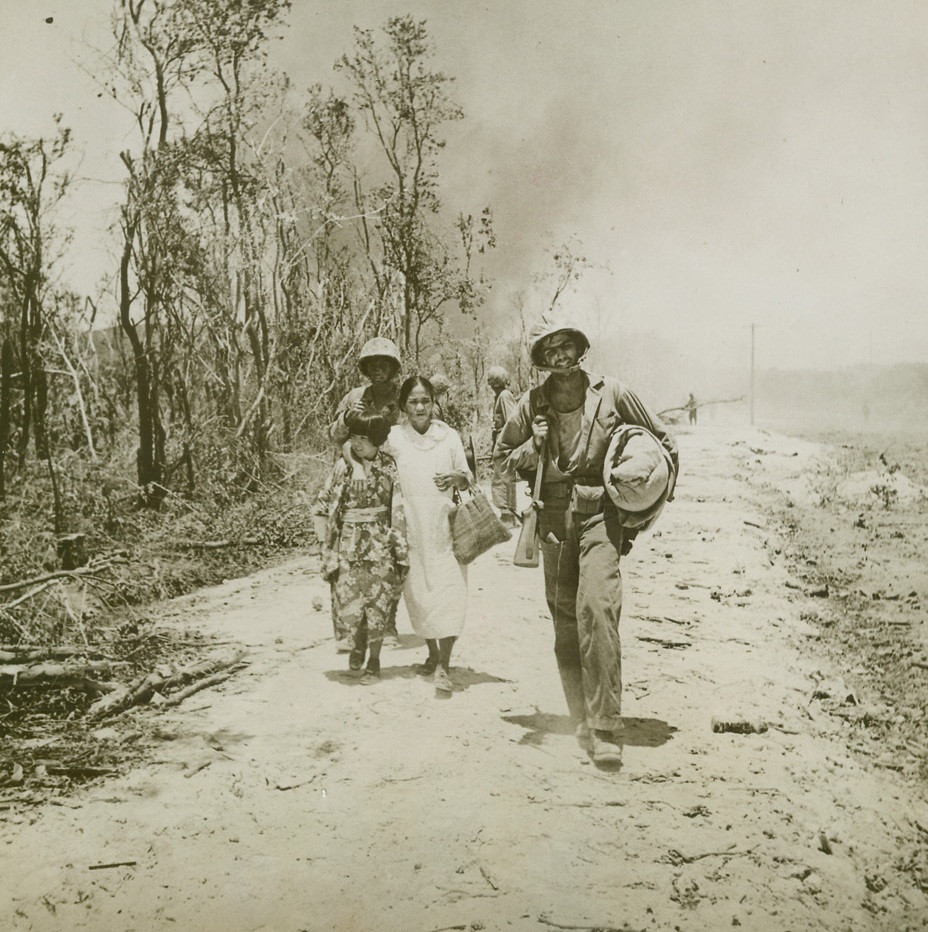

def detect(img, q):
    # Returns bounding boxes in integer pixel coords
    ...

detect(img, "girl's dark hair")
[345,411,390,446]
[398,375,435,408]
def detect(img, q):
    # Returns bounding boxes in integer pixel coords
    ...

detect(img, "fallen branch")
[162,665,244,707]
[711,718,768,735]
[636,636,691,650]
[665,844,756,866]
[173,538,260,551]
[479,865,499,891]
[0,660,122,690]
[273,774,318,791]
[88,860,137,871]
[43,764,118,778]
[658,395,744,418]
[538,915,642,932]
[1,580,56,612]
[642,614,689,627]
[88,651,247,719]
[0,562,119,596]
[0,645,108,664]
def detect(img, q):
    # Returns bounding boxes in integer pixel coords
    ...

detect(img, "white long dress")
[386,420,471,638]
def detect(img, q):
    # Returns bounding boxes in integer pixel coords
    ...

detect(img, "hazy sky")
[3,0,928,373]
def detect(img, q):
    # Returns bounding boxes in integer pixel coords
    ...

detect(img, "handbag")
[450,486,512,564]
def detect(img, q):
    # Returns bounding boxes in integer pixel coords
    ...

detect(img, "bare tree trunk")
[118,211,165,506]
[0,337,12,498]
[49,325,99,461]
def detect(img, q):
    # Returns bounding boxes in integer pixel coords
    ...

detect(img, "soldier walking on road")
[494,319,678,767]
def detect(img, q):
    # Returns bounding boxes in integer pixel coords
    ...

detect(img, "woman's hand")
[531,415,549,451]
[434,470,468,492]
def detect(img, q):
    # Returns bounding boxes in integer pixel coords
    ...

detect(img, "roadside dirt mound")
[3,425,927,932]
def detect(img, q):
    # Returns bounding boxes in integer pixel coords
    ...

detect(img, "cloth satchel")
[450,487,512,564]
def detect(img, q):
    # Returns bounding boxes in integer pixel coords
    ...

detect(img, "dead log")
[42,763,118,778]
[0,646,107,664]
[0,660,121,690]
[56,533,88,570]
[711,717,768,735]
[88,651,247,719]
[173,538,260,551]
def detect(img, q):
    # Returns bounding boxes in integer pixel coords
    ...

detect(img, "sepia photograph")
[2,1,927,930]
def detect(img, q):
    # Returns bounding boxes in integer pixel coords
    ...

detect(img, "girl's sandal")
[359,669,380,686]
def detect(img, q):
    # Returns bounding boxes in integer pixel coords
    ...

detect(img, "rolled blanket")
[603,425,674,530]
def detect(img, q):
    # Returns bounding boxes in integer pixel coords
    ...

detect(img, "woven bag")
[450,487,512,564]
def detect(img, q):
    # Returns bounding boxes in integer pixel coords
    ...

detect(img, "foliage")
[0,6,499,658]
[336,16,494,362]
[0,117,73,486]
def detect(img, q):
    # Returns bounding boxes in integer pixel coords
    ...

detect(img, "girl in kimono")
[314,412,408,684]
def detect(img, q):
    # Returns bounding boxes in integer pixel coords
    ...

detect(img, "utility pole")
[750,323,756,426]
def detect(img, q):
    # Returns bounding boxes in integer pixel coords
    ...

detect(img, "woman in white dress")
[388,376,472,696]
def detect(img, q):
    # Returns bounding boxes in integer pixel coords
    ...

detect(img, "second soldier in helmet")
[330,337,403,445]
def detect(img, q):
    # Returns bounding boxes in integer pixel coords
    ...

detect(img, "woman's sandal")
[433,666,453,695]
[416,656,439,677]
[359,669,380,686]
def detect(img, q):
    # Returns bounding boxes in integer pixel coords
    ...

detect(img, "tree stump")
[57,533,88,570]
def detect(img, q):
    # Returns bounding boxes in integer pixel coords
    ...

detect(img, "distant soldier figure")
[685,393,698,425]
[487,365,520,530]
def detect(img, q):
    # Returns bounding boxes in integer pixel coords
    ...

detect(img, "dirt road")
[4,425,928,932]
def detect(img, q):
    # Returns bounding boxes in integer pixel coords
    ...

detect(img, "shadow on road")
[323,664,511,689]
[502,710,678,747]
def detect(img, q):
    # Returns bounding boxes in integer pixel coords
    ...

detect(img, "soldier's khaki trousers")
[539,508,624,733]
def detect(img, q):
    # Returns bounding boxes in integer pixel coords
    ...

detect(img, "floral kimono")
[314,452,408,650]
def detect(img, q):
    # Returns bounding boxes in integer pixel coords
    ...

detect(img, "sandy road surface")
[4,426,928,932]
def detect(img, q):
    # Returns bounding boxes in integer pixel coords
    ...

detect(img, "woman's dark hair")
[398,375,435,408]
[345,411,390,446]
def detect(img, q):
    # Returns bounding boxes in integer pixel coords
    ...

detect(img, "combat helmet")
[358,337,401,378]
[528,319,590,372]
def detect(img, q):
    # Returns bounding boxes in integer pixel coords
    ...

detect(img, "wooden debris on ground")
[87,650,248,719]
[0,660,122,694]
[711,717,768,735]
